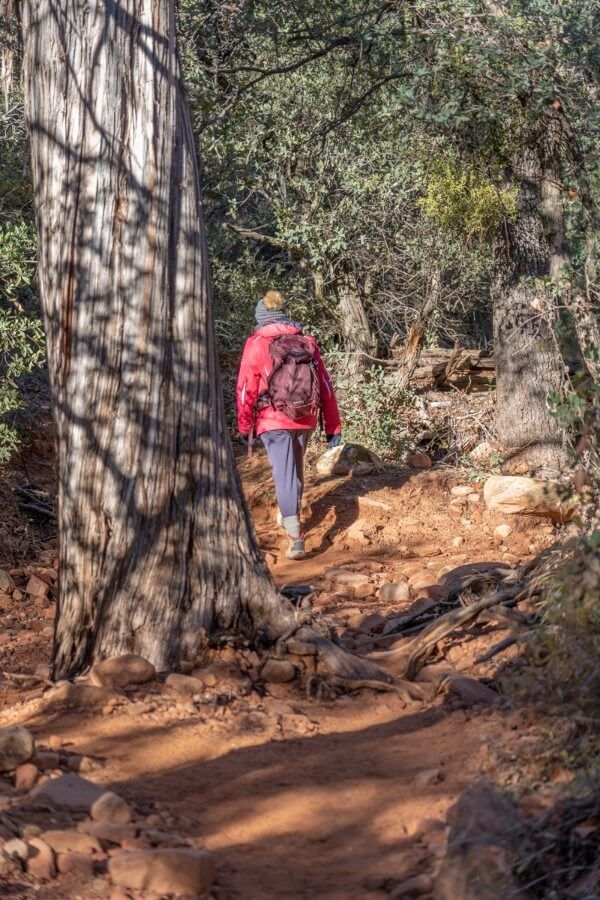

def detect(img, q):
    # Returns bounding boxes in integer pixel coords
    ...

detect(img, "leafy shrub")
[334,364,413,458]
[532,536,600,715]
[0,223,45,461]
[420,154,517,241]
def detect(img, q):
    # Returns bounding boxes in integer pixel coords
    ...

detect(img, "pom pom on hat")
[262,289,285,310]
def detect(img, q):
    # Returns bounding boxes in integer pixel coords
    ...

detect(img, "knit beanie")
[255,289,289,328]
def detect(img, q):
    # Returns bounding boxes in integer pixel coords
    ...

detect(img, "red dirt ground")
[0,447,560,899]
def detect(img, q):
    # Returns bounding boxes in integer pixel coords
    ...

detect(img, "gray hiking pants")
[260,429,312,531]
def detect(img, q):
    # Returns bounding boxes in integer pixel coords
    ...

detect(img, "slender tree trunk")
[21,0,293,679]
[0,0,17,110]
[337,270,377,376]
[397,263,441,388]
[492,132,568,476]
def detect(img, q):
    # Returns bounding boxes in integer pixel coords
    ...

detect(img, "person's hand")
[327,434,341,449]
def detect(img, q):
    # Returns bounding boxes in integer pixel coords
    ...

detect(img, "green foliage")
[0,80,45,459]
[335,365,412,457]
[420,155,517,241]
[180,0,598,363]
[0,184,44,461]
[534,538,600,714]
[0,306,45,461]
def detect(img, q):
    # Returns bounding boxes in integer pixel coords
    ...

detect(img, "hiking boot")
[285,536,306,560]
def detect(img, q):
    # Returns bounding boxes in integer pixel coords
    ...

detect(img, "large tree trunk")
[492,133,568,476]
[21,0,293,679]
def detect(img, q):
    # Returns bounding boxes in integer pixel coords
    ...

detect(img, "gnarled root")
[403,584,523,678]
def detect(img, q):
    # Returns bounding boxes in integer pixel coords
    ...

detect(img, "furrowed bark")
[21,0,293,679]
[492,120,569,476]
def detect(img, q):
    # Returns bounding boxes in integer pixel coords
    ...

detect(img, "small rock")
[46,682,114,708]
[47,735,62,750]
[346,519,371,545]
[449,676,499,706]
[12,589,23,601]
[261,659,296,684]
[25,574,50,600]
[469,440,496,467]
[26,837,56,880]
[0,725,35,772]
[415,768,442,787]
[42,829,103,856]
[324,567,370,587]
[30,773,106,812]
[14,762,39,791]
[0,569,15,593]
[379,582,410,605]
[450,485,474,497]
[315,443,380,477]
[108,847,216,896]
[409,573,438,591]
[90,655,156,689]
[406,451,432,469]
[164,673,204,698]
[466,493,480,503]
[21,824,43,840]
[78,820,138,846]
[91,792,132,826]
[395,873,433,896]
[452,536,464,548]
[3,838,29,861]
[56,851,95,876]
[353,582,377,599]
[494,524,513,539]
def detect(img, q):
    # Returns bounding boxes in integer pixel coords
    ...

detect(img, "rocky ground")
[0,444,597,899]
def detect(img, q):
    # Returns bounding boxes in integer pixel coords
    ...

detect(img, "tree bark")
[541,156,600,384]
[396,263,441,389]
[21,0,293,679]
[492,132,568,476]
[337,270,377,376]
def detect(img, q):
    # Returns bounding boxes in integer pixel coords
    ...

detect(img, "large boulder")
[108,848,216,896]
[30,773,106,812]
[0,569,15,593]
[434,781,525,900]
[315,443,382,478]
[483,475,574,521]
[44,681,114,708]
[0,726,35,772]
[90,790,132,825]
[90,654,156,689]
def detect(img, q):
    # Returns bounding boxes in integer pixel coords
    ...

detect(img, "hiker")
[236,290,342,560]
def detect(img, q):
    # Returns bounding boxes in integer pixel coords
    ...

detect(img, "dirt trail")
[0,449,558,898]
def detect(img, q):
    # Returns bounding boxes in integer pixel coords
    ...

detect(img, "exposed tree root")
[328,676,428,701]
[403,585,523,678]
[474,635,520,664]
[301,630,396,683]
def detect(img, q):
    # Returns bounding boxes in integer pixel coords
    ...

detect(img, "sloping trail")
[0,450,557,898]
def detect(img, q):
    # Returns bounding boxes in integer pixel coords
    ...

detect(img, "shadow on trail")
[11,694,490,899]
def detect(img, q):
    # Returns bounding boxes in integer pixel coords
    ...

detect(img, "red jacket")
[236,322,342,437]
